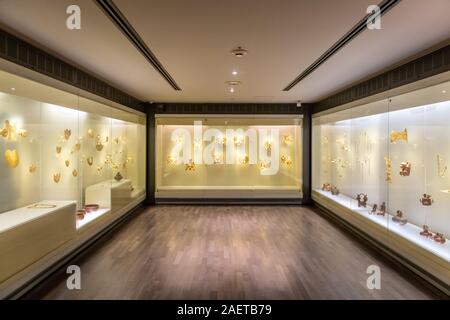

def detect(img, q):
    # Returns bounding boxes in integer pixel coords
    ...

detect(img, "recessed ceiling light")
[11,87,15,91]
[442,90,447,94]
[232,71,238,75]
[230,87,235,93]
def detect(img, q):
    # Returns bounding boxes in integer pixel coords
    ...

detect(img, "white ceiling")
[0,0,449,104]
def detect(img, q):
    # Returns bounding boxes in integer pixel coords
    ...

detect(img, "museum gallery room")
[0,0,449,301]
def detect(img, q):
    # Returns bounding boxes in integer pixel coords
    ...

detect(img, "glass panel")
[155,116,302,199]
[312,80,450,280]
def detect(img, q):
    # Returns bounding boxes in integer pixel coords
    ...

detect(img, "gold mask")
[5,149,19,168]
[384,157,392,183]
[53,173,61,183]
[64,129,71,140]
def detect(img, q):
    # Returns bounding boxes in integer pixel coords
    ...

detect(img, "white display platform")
[314,189,450,262]
[0,201,76,234]
[0,200,76,283]
[85,179,132,213]
[76,208,110,231]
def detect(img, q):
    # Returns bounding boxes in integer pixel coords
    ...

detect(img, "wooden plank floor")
[24,205,440,299]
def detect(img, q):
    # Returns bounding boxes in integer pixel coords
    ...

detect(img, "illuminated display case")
[155,115,303,199]
[312,80,450,285]
[0,70,146,284]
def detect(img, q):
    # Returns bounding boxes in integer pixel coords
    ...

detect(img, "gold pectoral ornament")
[390,128,408,144]
[5,149,19,168]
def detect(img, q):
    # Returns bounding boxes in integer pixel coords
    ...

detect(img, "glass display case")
[155,115,302,199]
[312,80,450,285]
[0,70,146,284]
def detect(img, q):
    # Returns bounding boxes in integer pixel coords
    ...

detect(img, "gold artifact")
[1,120,16,140]
[74,142,81,151]
[185,159,196,171]
[399,162,411,176]
[56,146,62,154]
[29,164,37,173]
[97,166,103,173]
[87,156,94,166]
[114,137,120,144]
[18,129,28,138]
[259,160,271,170]
[283,135,293,145]
[166,155,177,165]
[281,155,292,166]
[5,149,19,168]
[27,203,56,209]
[105,136,109,143]
[96,140,104,151]
[390,128,408,143]
[419,194,433,206]
[72,169,78,177]
[264,141,272,152]
[238,154,249,165]
[53,172,61,183]
[437,154,447,177]
[384,157,392,183]
[87,129,94,138]
[65,160,70,167]
[114,171,123,181]
[64,129,71,140]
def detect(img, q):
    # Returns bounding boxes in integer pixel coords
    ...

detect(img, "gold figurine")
[5,149,19,168]
[185,159,196,171]
[384,157,392,183]
[1,120,16,140]
[399,161,411,176]
[390,128,408,143]
[64,129,71,140]
[53,173,61,183]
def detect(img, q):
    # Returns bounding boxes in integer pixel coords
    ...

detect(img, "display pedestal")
[0,201,76,283]
[85,179,132,213]
[312,189,450,288]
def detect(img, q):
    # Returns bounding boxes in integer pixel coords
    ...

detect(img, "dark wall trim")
[0,28,144,112]
[313,44,450,113]
[152,102,304,115]
[96,0,181,91]
[145,102,311,204]
[283,0,401,91]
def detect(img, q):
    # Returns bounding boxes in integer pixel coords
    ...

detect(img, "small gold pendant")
[72,169,78,177]
[64,129,71,140]
[29,163,37,173]
[86,156,93,166]
[56,146,62,154]
[53,172,61,183]
[65,160,70,167]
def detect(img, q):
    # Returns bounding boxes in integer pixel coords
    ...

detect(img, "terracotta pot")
[76,209,86,220]
[84,204,99,213]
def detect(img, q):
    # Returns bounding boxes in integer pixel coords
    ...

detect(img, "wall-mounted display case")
[0,70,146,285]
[155,115,303,200]
[312,80,450,286]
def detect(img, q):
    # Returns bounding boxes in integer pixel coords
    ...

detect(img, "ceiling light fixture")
[232,71,238,75]
[11,87,15,91]
[230,46,248,58]
[225,80,241,86]
[230,87,235,93]
[442,90,447,94]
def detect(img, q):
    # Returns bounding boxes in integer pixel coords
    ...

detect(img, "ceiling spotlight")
[230,87,235,93]
[230,46,248,58]
[442,90,447,94]
[296,100,302,107]
[232,71,238,75]
[11,87,15,91]
[225,80,241,86]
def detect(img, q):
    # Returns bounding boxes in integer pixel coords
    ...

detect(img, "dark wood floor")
[24,205,440,299]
